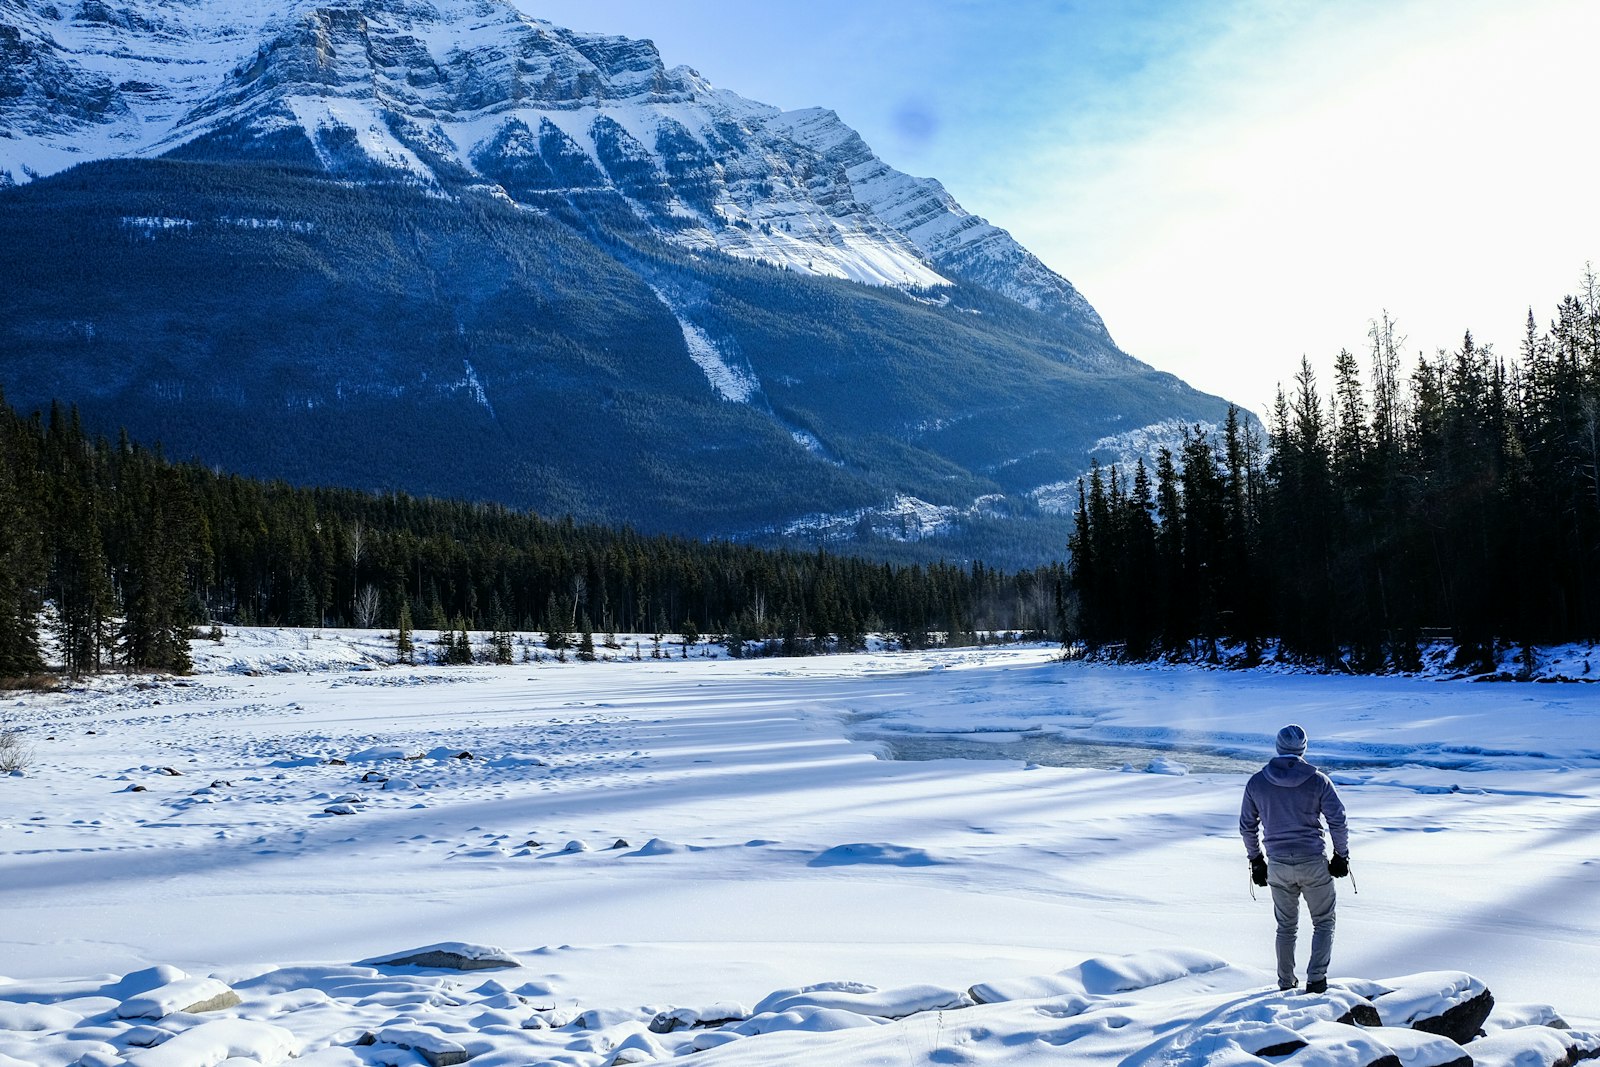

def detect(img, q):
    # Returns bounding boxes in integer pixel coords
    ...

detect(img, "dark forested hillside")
[0,157,1231,566]
[0,392,1065,679]
[1066,281,1600,670]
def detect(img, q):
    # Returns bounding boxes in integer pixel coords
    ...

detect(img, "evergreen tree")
[0,401,45,678]
[543,592,569,651]
[288,576,319,628]
[117,467,197,673]
[396,598,414,664]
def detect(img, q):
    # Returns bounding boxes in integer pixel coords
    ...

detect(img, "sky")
[520,0,1600,414]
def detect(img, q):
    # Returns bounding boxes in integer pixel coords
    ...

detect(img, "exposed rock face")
[0,0,1109,343]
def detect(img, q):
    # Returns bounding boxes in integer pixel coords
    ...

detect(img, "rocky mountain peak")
[0,0,1113,344]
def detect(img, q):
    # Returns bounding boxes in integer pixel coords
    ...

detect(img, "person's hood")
[1263,754,1317,787]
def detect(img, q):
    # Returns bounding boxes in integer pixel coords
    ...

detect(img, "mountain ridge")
[0,0,1112,346]
[0,0,1235,567]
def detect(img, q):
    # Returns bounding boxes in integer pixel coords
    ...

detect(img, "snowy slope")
[3,631,1600,1065]
[0,0,1109,338]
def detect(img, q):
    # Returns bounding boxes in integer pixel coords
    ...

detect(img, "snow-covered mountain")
[0,0,1111,342]
[0,0,1235,564]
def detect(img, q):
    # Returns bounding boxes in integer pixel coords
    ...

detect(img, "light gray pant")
[1268,855,1335,988]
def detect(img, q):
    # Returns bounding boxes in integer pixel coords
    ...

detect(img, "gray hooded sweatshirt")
[1240,755,1348,862]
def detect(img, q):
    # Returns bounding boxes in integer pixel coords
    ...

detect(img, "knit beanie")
[1275,723,1308,756]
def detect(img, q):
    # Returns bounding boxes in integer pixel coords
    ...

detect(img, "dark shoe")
[1279,982,1298,992]
[1306,979,1328,994]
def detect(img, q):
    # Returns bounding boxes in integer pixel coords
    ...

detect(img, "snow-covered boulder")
[1486,1003,1569,1032]
[522,1007,579,1030]
[368,1026,470,1066]
[0,1002,81,1032]
[67,1052,120,1067]
[1362,972,1495,1044]
[607,1030,667,1064]
[117,977,241,1019]
[648,1002,750,1033]
[1466,1025,1600,1067]
[125,1018,298,1066]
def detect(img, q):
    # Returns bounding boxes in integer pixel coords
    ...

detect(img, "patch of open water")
[854,731,1444,774]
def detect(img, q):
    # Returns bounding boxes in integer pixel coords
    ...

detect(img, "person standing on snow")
[1240,723,1350,994]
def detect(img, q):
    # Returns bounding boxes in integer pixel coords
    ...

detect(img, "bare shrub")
[0,717,30,774]
[1,674,59,693]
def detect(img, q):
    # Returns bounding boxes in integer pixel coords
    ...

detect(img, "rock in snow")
[1467,1026,1600,1067]
[361,942,522,970]
[116,977,242,1019]
[1358,972,1497,1044]
[367,1026,470,1066]
[3,951,1594,1067]
[649,1002,751,1033]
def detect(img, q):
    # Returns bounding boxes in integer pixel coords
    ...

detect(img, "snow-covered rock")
[1467,1025,1600,1067]
[370,1026,470,1066]
[116,978,241,1019]
[1362,972,1495,1044]
[124,1019,298,1067]
[361,942,522,971]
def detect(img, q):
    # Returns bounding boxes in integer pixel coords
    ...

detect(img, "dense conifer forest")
[0,391,1065,680]
[0,158,1229,566]
[1067,279,1600,670]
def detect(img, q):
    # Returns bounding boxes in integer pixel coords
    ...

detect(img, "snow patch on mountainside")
[719,217,948,288]
[649,285,761,403]
[285,96,433,179]
[459,360,494,417]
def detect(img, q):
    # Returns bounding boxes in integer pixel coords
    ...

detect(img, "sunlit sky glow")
[523,0,1600,414]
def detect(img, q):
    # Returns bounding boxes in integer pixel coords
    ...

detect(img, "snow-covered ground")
[3,630,1599,1066]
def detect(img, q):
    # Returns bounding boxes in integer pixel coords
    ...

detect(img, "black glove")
[1251,856,1269,886]
[1329,853,1350,878]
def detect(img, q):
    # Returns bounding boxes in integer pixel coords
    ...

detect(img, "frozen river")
[5,633,1600,1065]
